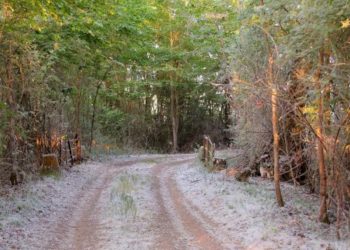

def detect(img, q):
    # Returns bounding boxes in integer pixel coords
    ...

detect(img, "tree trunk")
[268,53,284,207]
[169,31,179,153]
[282,120,298,186]
[258,0,284,207]
[315,49,329,223]
[74,71,83,161]
[170,85,179,152]
[6,41,17,171]
[89,82,102,154]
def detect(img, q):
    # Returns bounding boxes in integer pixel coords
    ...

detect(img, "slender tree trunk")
[268,53,284,207]
[170,85,179,152]
[322,50,332,132]
[259,0,283,206]
[73,71,83,161]
[169,31,179,153]
[315,49,329,223]
[6,41,17,171]
[89,82,102,154]
[282,120,298,186]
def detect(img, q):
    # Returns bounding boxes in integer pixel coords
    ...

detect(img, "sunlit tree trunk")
[268,53,284,207]
[259,0,284,207]
[315,49,329,223]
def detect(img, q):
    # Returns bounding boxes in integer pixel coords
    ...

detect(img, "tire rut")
[168,175,244,250]
[72,159,146,250]
[152,159,191,249]
[46,159,144,250]
[153,158,224,250]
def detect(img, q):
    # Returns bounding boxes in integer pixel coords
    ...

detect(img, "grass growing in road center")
[110,173,138,218]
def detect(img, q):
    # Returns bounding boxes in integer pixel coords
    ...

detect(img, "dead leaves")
[341,18,350,29]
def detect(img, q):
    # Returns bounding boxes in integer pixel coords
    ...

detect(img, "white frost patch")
[0,161,103,249]
[97,163,157,249]
[0,154,192,250]
[175,161,350,250]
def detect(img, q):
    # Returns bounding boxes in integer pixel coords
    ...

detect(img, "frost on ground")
[96,163,158,250]
[175,160,350,250]
[0,161,103,249]
[0,155,162,250]
[1,155,349,250]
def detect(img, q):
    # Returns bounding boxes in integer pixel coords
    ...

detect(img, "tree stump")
[203,135,215,170]
[42,153,59,171]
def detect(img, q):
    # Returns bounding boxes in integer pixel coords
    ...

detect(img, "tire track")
[152,159,192,249]
[72,167,114,250]
[153,157,224,250]
[46,158,151,250]
[168,175,244,250]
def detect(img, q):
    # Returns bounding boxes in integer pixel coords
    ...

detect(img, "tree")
[314,49,329,223]
[268,52,284,207]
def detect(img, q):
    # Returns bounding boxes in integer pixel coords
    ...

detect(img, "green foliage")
[2,0,348,156]
[99,108,125,135]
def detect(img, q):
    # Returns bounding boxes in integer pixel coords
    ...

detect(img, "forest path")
[2,154,346,250]
[45,155,233,250]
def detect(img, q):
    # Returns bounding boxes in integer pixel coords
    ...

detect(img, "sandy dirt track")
[1,154,349,250]
[61,156,232,250]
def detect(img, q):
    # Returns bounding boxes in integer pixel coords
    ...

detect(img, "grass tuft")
[40,169,61,180]
[110,173,138,218]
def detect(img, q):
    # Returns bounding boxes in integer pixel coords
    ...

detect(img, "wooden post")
[203,136,209,166]
[67,140,73,167]
[58,139,62,165]
[203,135,215,169]
[74,134,82,163]
[65,138,68,165]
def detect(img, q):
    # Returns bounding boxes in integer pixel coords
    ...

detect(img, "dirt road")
[43,155,236,250]
[1,155,348,250]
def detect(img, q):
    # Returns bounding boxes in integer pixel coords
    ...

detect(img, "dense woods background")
[0,0,350,238]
